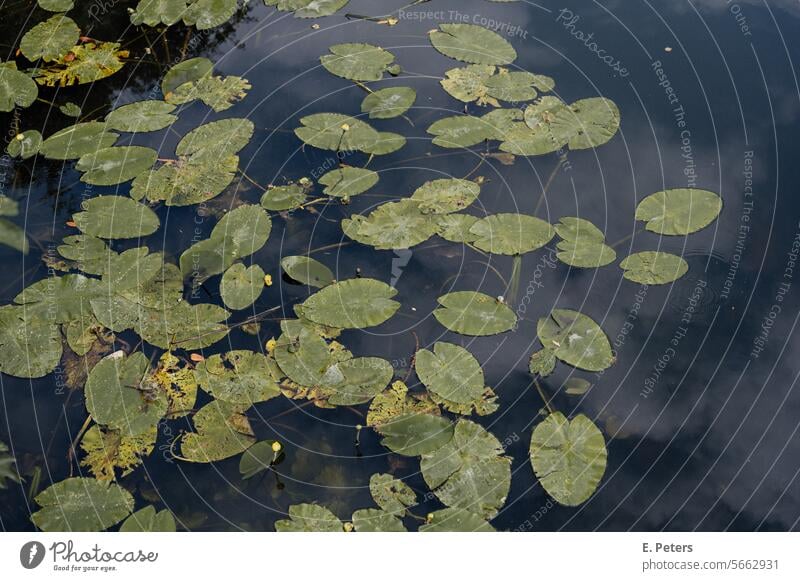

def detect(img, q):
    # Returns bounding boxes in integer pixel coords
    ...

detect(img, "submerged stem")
[533,380,555,415]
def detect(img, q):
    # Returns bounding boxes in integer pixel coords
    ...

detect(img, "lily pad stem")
[533,380,555,415]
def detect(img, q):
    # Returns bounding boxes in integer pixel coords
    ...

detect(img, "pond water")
[1,0,800,531]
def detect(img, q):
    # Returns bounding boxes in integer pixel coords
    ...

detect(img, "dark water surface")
[2,0,800,531]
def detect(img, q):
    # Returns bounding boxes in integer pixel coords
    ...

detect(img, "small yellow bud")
[266,338,277,353]
[271,441,282,452]
[341,123,350,131]
[343,522,354,532]
[15,133,24,141]
[264,274,273,286]
[311,23,320,30]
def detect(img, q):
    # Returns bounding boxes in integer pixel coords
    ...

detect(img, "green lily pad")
[322,357,394,405]
[179,400,255,463]
[20,15,80,62]
[136,302,231,350]
[411,178,480,214]
[14,274,103,323]
[318,166,378,199]
[0,306,62,378]
[361,87,416,119]
[176,118,254,160]
[59,102,81,117]
[528,347,557,377]
[362,131,406,155]
[239,440,281,479]
[421,419,511,518]
[530,412,607,506]
[469,213,554,255]
[555,216,616,268]
[321,43,397,82]
[73,196,159,239]
[378,412,454,456]
[131,0,187,27]
[433,291,516,336]
[120,506,176,532]
[635,188,722,235]
[294,113,379,154]
[76,146,157,186]
[32,478,134,532]
[220,263,265,310]
[195,350,279,405]
[275,504,343,532]
[161,57,214,95]
[0,217,29,254]
[430,23,516,65]
[105,100,178,133]
[183,0,238,30]
[273,320,347,387]
[537,309,614,372]
[167,74,251,112]
[369,473,416,515]
[435,214,480,243]
[351,508,406,532]
[619,251,689,284]
[7,130,42,159]
[281,256,334,287]
[553,97,620,150]
[298,278,400,329]
[260,182,310,211]
[41,122,119,160]
[442,65,552,106]
[38,0,74,11]
[416,342,486,404]
[132,155,238,206]
[427,115,495,148]
[420,508,495,532]
[293,0,349,18]
[342,200,438,250]
[85,351,167,436]
[0,62,38,112]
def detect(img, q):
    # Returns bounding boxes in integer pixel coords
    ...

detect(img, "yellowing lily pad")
[194,350,280,405]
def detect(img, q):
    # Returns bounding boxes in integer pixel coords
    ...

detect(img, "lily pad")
[429,23,516,65]
[619,251,688,284]
[34,42,129,86]
[220,263,265,310]
[239,440,282,479]
[298,278,399,329]
[132,155,238,206]
[281,256,334,287]
[342,200,438,250]
[273,320,347,387]
[161,57,214,95]
[167,74,251,112]
[442,65,552,106]
[32,478,134,532]
[40,122,118,160]
[131,0,187,27]
[351,508,406,532]
[421,419,511,518]
[85,351,167,436]
[416,342,486,404]
[369,473,416,515]
[183,0,238,30]
[0,306,62,378]
[295,113,379,154]
[20,15,80,62]
[555,216,616,268]
[179,400,255,463]
[318,166,378,199]
[323,357,394,405]
[469,213,554,255]
[105,100,178,133]
[120,505,176,532]
[378,413,454,456]
[80,424,156,481]
[260,182,310,211]
[420,508,495,532]
[361,87,416,119]
[38,0,74,11]
[0,218,29,254]
[76,146,157,186]
[427,115,495,148]
[366,380,439,428]
[73,196,159,239]
[194,350,280,405]
[321,43,397,82]
[536,309,614,372]
[7,130,41,159]
[635,188,722,235]
[411,178,480,214]
[529,412,607,506]
[275,503,343,532]
[435,214,480,243]
[176,118,254,160]
[0,63,38,112]
[433,291,516,336]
